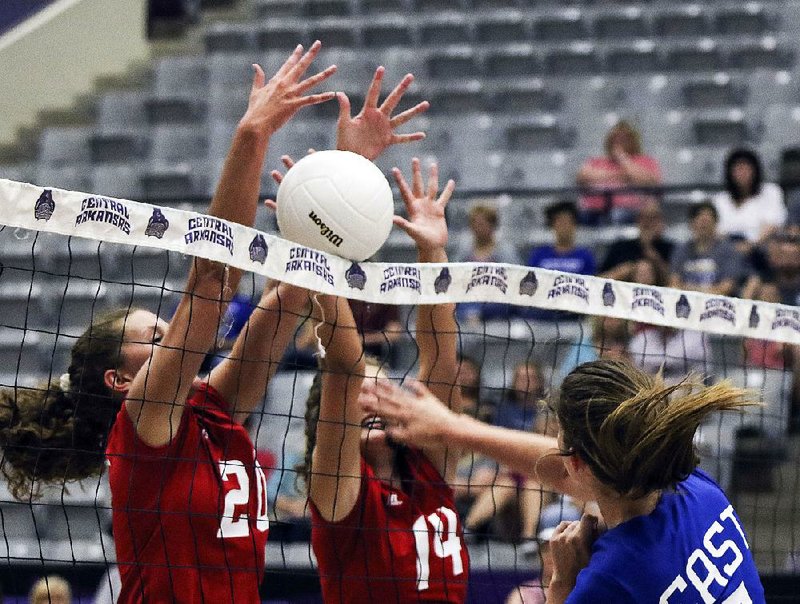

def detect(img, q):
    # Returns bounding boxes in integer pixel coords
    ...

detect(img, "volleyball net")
[0,177,798,600]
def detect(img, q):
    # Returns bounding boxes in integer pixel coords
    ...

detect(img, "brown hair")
[555,359,757,499]
[0,308,133,500]
[29,575,71,604]
[604,121,642,157]
[468,204,498,228]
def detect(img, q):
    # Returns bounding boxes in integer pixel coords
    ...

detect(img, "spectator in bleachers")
[559,316,631,383]
[29,575,71,604]
[764,232,800,306]
[455,203,520,325]
[348,300,402,366]
[599,199,673,281]
[576,121,662,225]
[632,258,708,382]
[505,499,583,604]
[526,200,596,321]
[713,148,787,257]
[670,202,744,297]
[493,361,544,433]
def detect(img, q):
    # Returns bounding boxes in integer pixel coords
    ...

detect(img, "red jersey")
[311,448,469,603]
[106,383,269,603]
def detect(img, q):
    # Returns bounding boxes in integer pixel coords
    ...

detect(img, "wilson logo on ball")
[308,210,343,248]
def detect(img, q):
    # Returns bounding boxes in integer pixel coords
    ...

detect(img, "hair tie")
[59,373,71,393]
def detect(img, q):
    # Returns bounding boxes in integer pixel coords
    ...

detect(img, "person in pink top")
[577,121,662,225]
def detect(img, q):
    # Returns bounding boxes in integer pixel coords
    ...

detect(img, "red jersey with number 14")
[311,448,469,603]
[106,383,269,604]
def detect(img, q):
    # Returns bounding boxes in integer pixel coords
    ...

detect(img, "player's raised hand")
[262,151,315,210]
[241,41,336,136]
[548,514,599,599]
[392,158,455,253]
[362,379,455,448]
[336,67,429,161]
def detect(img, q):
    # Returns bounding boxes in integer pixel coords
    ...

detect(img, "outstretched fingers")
[437,179,456,209]
[426,162,440,201]
[392,166,415,205]
[274,44,304,80]
[287,40,323,82]
[390,101,430,128]
[391,132,426,145]
[294,64,338,97]
[380,73,414,115]
[410,157,424,198]
[363,66,385,111]
[250,64,266,93]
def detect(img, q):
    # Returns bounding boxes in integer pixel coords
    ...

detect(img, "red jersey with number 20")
[311,448,469,603]
[106,383,269,604]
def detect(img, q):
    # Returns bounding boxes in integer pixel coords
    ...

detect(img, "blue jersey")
[566,469,764,604]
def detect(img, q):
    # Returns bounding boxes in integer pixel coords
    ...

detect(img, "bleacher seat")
[487,81,563,113]
[764,104,800,149]
[34,165,92,193]
[606,42,660,74]
[498,150,569,189]
[254,0,303,18]
[426,46,481,79]
[475,13,527,44]
[149,125,208,162]
[95,92,149,132]
[204,22,257,53]
[90,132,149,164]
[304,0,352,17]
[682,75,748,108]
[361,17,412,47]
[428,81,487,115]
[418,14,472,46]
[0,163,33,184]
[727,39,793,70]
[310,18,358,47]
[533,12,590,42]
[153,55,209,98]
[594,9,649,40]
[544,44,602,75]
[504,116,575,151]
[715,5,772,36]
[653,7,710,39]
[360,0,409,14]
[412,0,464,12]
[692,111,757,146]
[665,42,725,72]
[256,21,308,50]
[90,164,144,201]
[38,127,92,166]
[483,45,542,78]
[145,96,206,125]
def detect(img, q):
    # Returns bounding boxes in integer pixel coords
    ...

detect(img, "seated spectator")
[576,121,662,225]
[455,202,520,325]
[559,316,631,382]
[457,354,492,421]
[348,300,402,366]
[266,449,311,542]
[30,576,71,604]
[670,202,744,296]
[599,199,674,281]
[463,405,559,546]
[493,361,544,432]
[713,148,787,256]
[505,499,583,604]
[632,258,708,381]
[526,200,596,321]
[764,232,800,306]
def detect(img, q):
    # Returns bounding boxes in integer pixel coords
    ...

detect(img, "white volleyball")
[276,150,394,261]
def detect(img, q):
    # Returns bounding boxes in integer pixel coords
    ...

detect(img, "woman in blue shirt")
[363,359,766,603]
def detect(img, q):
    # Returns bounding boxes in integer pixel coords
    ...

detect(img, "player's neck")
[368,450,401,487]
[596,489,662,529]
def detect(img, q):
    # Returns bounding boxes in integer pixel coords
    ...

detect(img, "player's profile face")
[119,310,168,382]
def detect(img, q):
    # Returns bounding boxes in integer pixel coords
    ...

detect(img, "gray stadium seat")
[653,7,710,39]
[89,164,144,202]
[90,132,149,164]
[34,165,92,193]
[682,75,747,108]
[149,125,208,162]
[47,280,112,337]
[748,71,799,109]
[606,43,660,74]
[309,18,358,48]
[544,44,602,76]
[145,96,206,125]
[692,112,755,146]
[39,127,92,166]
[428,81,487,115]
[360,0,409,14]
[640,109,692,147]
[0,163,33,183]
[256,21,309,50]
[487,81,562,113]
[763,104,800,149]
[361,17,412,47]
[95,92,148,132]
[594,9,649,40]
[0,331,44,379]
[418,14,472,45]
[665,42,724,72]
[504,116,575,151]
[533,12,590,42]
[303,0,352,18]
[498,150,569,189]
[475,13,527,44]
[253,0,304,18]
[714,5,771,36]
[426,46,481,79]
[153,55,208,98]
[412,0,464,12]
[204,22,257,53]
[483,45,542,78]
[727,40,793,70]
[141,160,212,201]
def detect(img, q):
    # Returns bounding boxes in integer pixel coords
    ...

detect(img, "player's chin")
[361,428,391,455]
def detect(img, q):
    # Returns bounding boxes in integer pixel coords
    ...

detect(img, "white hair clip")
[59,373,71,392]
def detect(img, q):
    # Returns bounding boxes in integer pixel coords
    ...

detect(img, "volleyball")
[276,150,394,261]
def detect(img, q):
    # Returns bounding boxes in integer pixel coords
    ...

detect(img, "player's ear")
[104,368,131,393]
